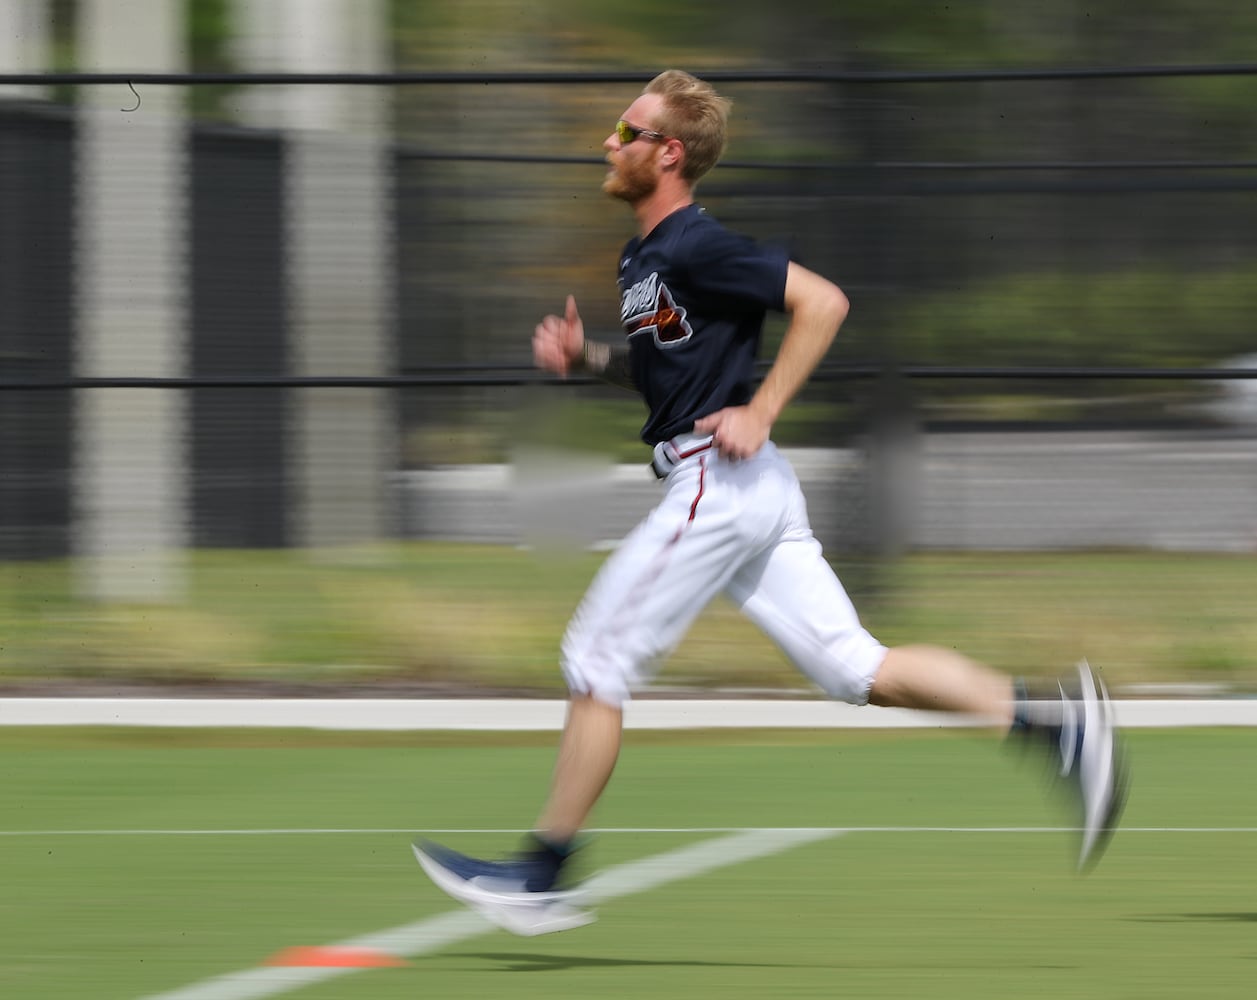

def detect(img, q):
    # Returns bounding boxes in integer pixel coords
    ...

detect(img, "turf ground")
[1,726,1254,999]
[3,546,1255,693]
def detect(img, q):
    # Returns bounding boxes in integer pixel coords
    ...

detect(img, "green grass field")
[2,545,1255,693]
[1,726,1254,999]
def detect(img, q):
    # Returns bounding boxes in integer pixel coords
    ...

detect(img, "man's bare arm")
[694,262,848,459]
[749,262,848,425]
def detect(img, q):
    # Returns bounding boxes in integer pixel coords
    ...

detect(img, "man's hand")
[694,404,773,460]
[533,295,585,377]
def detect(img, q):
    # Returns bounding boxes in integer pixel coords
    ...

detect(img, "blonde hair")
[643,70,731,183]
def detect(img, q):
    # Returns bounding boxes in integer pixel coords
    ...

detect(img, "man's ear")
[660,137,685,173]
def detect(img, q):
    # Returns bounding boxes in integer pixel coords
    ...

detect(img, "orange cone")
[263,945,408,968]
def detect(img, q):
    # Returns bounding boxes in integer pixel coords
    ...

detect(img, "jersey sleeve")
[680,221,790,312]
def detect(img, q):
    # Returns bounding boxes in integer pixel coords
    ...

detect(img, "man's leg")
[851,636,1126,869]
[416,453,745,930]
[535,693,623,842]
[868,644,1014,728]
[410,693,620,937]
[869,644,1123,868]
[727,506,1125,870]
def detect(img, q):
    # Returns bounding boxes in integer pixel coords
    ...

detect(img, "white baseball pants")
[560,434,888,707]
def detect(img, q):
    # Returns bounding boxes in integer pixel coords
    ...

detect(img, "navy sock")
[1010,678,1081,772]
[529,832,574,858]
[524,833,575,888]
[1009,679,1033,735]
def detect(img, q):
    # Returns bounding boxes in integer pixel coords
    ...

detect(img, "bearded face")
[602,146,659,204]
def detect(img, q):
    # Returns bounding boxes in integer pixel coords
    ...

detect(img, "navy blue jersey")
[615,204,790,446]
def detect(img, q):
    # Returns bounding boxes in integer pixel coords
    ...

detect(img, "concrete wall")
[396,430,1257,553]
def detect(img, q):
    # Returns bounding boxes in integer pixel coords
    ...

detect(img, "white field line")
[4,825,1257,837]
[135,827,839,1000]
[4,697,1257,729]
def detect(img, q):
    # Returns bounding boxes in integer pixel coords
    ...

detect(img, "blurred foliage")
[43,0,240,114]
[186,0,239,120]
[2,545,1254,694]
[385,0,1257,438]
[389,0,1257,75]
[29,1,1257,443]
[904,264,1257,368]
[46,0,76,103]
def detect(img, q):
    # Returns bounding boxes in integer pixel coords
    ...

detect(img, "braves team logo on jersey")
[620,272,693,347]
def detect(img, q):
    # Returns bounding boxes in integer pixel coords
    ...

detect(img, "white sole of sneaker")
[412,844,597,936]
[1077,660,1124,871]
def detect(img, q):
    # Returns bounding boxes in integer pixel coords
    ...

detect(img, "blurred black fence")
[2,65,1256,564]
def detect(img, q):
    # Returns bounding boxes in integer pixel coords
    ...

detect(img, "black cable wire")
[2,367,1253,391]
[3,64,1257,86]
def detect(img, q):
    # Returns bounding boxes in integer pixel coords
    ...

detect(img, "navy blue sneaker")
[1070,661,1128,871]
[1013,660,1128,871]
[413,838,595,936]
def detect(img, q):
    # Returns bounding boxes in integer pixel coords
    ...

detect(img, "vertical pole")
[0,0,49,100]
[74,0,187,601]
[232,0,396,553]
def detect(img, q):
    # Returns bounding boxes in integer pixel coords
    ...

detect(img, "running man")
[415,69,1126,935]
